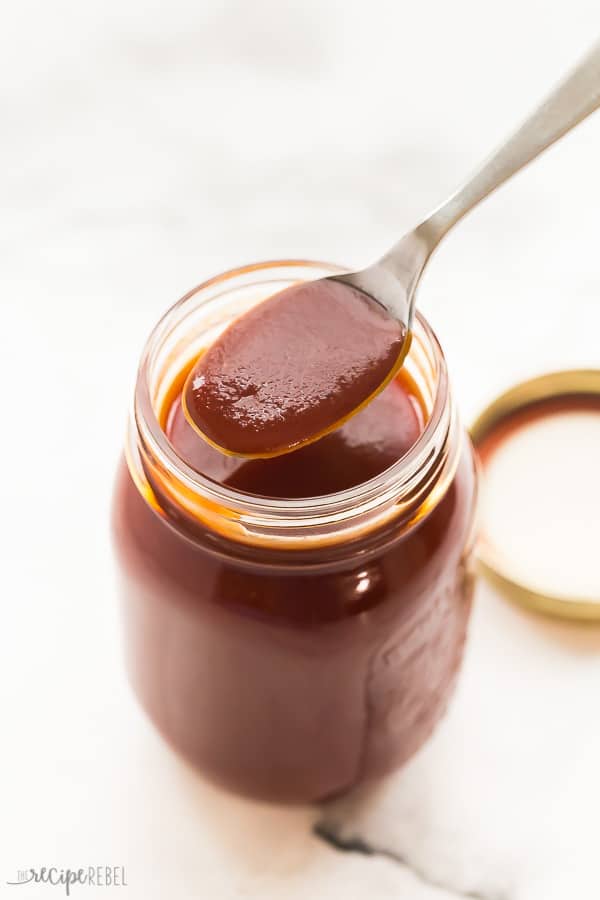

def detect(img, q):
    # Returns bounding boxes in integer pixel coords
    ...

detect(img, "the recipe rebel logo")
[6,866,127,895]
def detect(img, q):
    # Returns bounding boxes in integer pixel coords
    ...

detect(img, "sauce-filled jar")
[112,260,478,803]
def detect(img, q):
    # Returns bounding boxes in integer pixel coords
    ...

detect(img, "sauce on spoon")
[183,279,409,457]
[171,365,424,496]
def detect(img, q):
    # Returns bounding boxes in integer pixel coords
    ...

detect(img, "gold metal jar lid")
[470,370,600,621]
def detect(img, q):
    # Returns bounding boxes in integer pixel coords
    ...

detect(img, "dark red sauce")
[183,279,407,457]
[113,360,477,801]
[172,367,424,497]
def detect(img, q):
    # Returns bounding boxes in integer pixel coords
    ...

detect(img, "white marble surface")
[1,2,600,898]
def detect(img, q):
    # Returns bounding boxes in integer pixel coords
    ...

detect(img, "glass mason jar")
[112,260,478,803]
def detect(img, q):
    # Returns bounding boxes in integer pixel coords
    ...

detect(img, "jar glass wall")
[112,260,478,803]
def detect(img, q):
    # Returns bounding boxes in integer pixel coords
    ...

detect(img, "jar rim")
[132,259,453,536]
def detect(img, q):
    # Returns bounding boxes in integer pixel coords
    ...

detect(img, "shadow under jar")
[112,260,478,804]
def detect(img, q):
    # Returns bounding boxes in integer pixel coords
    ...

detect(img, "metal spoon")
[183,40,600,460]
[333,39,600,335]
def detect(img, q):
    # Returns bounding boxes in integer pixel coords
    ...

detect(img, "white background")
[1,2,600,898]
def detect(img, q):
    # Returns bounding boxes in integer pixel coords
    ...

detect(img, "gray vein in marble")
[313,822,502,900]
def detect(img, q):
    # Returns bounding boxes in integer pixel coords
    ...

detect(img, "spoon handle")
[420,39,600,244]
